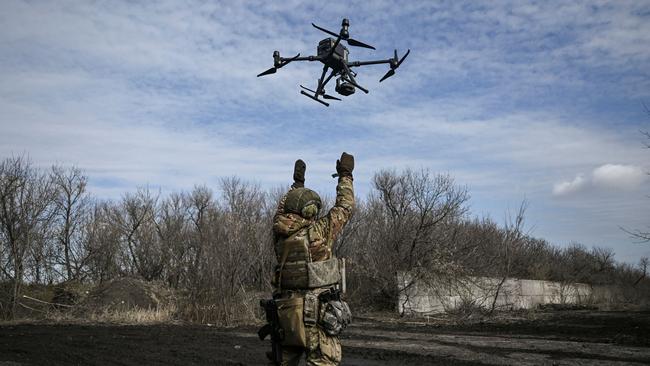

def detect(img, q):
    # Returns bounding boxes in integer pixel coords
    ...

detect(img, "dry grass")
[39,304,178,325]
[2,279,271,326]
[177,290,265,326]
[86,305,177,324]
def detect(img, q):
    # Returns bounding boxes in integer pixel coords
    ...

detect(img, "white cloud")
[553,175,587,196]
[592,164,647,189]
[553,164,647,196]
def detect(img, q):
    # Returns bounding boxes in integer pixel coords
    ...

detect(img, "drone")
[257,18,410,107]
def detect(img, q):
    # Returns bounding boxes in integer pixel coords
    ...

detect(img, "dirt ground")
[1,310,649,365]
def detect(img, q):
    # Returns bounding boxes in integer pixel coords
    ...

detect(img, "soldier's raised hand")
[336,152,354,178]
[292,159,306,188]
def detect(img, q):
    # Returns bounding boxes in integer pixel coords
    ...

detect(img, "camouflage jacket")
[273,176,354,262]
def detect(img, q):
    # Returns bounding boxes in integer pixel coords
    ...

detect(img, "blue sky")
[1,0,649,263]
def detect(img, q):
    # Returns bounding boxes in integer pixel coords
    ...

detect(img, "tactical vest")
[275,227,343,290]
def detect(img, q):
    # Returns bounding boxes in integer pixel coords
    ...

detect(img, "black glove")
[292,159,306,188]
[336,152,354,178]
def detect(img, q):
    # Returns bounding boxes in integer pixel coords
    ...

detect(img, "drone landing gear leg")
[316,65,328,95]
[300,69,340,103]
[300,65,332,107]
[300,91,329,106]
[321,69,337,92]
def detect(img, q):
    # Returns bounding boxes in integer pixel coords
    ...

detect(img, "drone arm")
[258,52,308,77]
[348,59,393,67]
[280,55,321,63]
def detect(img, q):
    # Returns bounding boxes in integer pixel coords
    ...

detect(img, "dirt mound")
[0,282,62,320]
[81,278,172,312]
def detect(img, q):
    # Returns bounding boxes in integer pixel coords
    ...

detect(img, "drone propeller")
[311,23,376,50]
[311,23,338,38]
[257,67,277,77]
[346,38,375,50]
[379,69,395,83]
[380,49,410,82]
[257,53,301,77]
[300,85,341,101]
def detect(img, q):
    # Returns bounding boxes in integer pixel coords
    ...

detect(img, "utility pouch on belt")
[319,299,352,337]
[276,297,307,347]
[303,293,318,326]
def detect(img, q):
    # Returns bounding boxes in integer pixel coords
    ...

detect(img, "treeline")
[0,156,648,321]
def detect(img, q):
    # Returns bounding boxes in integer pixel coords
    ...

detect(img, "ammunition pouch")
[275,297,307,347]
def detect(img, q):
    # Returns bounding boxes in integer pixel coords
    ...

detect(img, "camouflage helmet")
[284,188,322,219]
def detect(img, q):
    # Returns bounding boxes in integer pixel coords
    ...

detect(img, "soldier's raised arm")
[313,152,355,244]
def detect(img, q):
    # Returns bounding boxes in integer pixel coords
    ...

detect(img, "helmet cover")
[284,188,322,219]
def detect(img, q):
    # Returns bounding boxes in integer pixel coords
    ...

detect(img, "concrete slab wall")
[397,273,597,315]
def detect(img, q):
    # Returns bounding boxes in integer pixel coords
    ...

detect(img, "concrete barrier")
[397,273,597,315]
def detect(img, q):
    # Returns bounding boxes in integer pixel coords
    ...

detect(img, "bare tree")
[174,178,276,324]
[489,201,528,313]
[213,177,271,322]
[0,156,56,318]
[112,187,165,281]
[84,201,122,283]
[185,184,214,290]
[345,168,469,310]
[156,192,189,288]
[591,247,616,284]
[633,257,649,287]
[51,165,90,281]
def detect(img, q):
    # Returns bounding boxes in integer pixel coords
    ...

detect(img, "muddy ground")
[1,310,649,365]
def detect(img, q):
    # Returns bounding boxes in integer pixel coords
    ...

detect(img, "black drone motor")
[340,18,350,39]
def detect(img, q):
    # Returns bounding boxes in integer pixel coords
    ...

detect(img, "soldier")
[262,152,355,366]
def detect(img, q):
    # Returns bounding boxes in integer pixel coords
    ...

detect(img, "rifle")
[258,299,284,365]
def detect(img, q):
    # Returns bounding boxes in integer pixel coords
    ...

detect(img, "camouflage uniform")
[271,176,354,366]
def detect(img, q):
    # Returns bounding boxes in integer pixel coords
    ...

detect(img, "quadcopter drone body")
[257,18,410,106]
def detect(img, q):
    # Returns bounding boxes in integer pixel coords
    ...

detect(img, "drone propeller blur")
[257,18,410,107]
